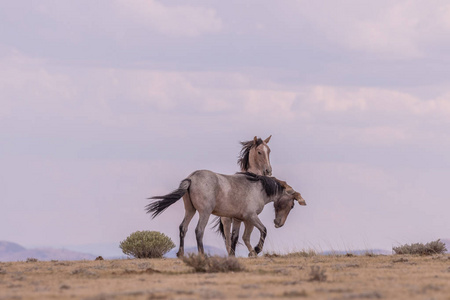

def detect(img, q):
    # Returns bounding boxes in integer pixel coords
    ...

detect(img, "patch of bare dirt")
[0,254,449,299]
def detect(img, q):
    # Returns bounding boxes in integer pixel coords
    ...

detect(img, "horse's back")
[187,170,264,217]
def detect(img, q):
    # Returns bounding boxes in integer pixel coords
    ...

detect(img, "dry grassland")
[1,254,450,300]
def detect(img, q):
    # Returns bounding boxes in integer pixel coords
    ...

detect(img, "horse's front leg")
[252,216,267,255]
[242,221,256,257]
[230,219,242,256]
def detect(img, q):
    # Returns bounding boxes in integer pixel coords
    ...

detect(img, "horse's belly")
[212,200,261,220]
[211,204,241,218]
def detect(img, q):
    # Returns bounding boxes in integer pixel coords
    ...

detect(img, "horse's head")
[273,181,306,228]
[273,193,296,228]
[248,135,272,176]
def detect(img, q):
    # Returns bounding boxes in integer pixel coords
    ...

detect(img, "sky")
[1,0,450,256]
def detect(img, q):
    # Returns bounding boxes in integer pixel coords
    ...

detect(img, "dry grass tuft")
[264,252,281,258]
[181,253,245,273]
[283,290,308,297]
[2,255,450,299]
[26,258,38,263]
[265,249,317,258]
[393,239,447,256]
[308,265,327,282]
[392,257,409,263]
[287,250,317,258]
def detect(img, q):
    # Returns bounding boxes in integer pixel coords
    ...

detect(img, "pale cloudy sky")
[1,0,450,255]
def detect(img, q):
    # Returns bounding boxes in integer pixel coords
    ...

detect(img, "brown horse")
[220,136,273,255]
[219,136,306,256]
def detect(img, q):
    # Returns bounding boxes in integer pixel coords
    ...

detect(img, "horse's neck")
[264,196,275,205]
[243,166,263,176]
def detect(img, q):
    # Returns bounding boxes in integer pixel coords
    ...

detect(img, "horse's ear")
[295,192,306,206]
[264,135,272,144]
[253,136,258,144]
[297,199,307,206]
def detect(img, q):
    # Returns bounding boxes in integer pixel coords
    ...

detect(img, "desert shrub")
[393,239,447,256]
[120,231,175,258]
[308,265,327,282]
[182,253,244,273]
[26,258,38,263]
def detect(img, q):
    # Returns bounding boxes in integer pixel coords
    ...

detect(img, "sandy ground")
[1,254,450,300]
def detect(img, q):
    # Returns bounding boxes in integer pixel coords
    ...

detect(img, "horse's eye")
[258,151,262,155]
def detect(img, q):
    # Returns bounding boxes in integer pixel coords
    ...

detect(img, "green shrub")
[392,239,447,255]
[119,231,175,258]
[181,253,245,273]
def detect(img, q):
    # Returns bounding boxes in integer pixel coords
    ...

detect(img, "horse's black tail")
[211,216,226,240]
[146,179,191,219]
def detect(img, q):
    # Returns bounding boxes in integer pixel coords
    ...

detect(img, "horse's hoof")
[248,250,257,258]
[176,251,184,258]
[254,246,262,254]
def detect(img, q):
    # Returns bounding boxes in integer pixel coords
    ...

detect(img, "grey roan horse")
[146,171,298,257]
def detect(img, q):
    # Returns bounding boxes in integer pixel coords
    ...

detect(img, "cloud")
[2,50,450,153]
[0,51,75,119]
[295,0,450,59]
[289,85,450,147]
[115,0,222,37]
[308,85,450,120]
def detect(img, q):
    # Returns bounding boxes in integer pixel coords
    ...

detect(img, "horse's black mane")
[237,172,284,197]
[237,138,263,171]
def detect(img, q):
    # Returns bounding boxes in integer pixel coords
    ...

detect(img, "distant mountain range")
[0,241,225,261]
[1,239,448,262]
[0,241,96,262]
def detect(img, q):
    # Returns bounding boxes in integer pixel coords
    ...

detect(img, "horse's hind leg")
[195,212,211,255]
[230,219,242,256]
[242,222,256,257]
[221,217,232,255]
[177,194,196,258]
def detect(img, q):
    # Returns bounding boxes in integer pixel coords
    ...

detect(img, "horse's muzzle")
[274,219,283,228]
